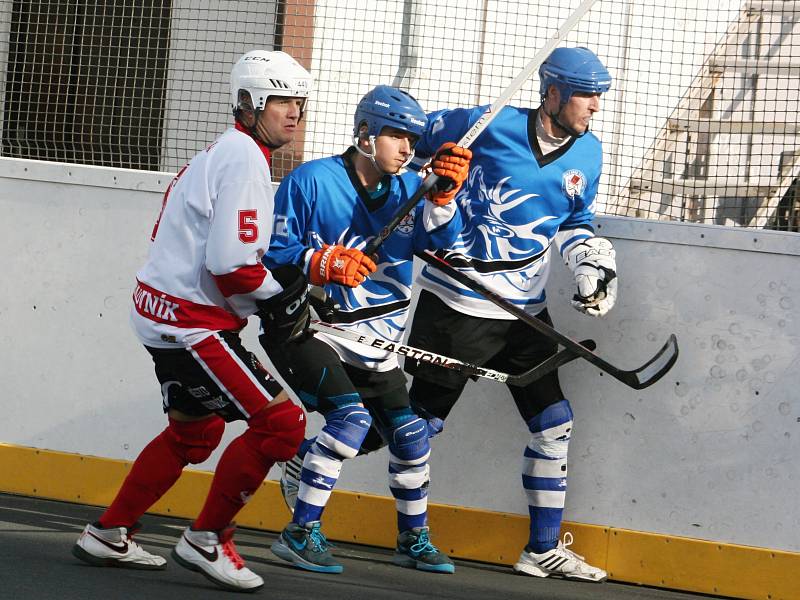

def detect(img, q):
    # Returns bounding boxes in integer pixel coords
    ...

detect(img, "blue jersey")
[265,149,464,370]
[413,106,601,319]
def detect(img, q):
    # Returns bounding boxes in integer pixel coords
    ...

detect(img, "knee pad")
[388,413,431,499]
[316,405,372,459]
[245,400,306,462]
[526,399,573,458]
[166,415,225,464]
[389,414,431,465]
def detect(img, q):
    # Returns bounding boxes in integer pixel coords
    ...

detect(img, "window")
[2,1,171,170]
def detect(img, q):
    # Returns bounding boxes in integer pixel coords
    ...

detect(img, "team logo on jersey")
[396,212,415,236]
[562,169,587,199]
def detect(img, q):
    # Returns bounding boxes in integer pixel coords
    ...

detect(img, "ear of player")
[426,142,473,206]
[565,237,617,317]
[309,244,377,287]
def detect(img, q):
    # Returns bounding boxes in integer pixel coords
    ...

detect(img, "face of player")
[550,88,601,135]
[255,96,305,148]
[372,126,417,174]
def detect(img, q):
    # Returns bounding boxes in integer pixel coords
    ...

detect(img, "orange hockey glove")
[309,244,377,288]
[426,142,473,206]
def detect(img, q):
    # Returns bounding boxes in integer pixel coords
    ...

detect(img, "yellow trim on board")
[1,443,797,600]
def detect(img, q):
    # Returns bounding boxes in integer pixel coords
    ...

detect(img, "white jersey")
[131,124,283,348]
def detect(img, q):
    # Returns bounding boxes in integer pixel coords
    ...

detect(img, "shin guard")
[523,399,573,553]
[100,415,224,528]
[194,401,304,531]
[293,405,372,526]
[388,411,431,532]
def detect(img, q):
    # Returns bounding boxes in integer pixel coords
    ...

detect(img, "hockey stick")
[416,250,679,390]
[308,319,596,387]
[363,0,600,256]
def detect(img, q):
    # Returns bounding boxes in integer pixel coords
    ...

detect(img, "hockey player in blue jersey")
[403,47,616,582]
[259,84,472,574]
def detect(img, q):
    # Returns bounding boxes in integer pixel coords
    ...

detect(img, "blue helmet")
[539,47,612,106]
[353,85,427,139]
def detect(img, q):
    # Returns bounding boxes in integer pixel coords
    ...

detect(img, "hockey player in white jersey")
[259,84,472,574]
[403,47,616,583]
[72,50,312,592]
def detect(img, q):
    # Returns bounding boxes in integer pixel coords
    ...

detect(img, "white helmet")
[230,50,312,115]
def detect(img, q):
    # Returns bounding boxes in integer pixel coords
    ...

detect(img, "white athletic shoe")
[513,532,607,582]
[172,524,264,592]
[279,453,303,513]
[72,522,167,570]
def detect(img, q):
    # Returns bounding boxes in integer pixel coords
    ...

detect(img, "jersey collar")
[528,108,577,168]
[341,147,392,213]
[234,121,272,167]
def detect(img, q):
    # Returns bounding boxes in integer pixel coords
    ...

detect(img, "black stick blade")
[508,340,596,387]
[625,333,680,390]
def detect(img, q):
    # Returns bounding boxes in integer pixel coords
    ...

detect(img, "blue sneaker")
[270,521,343,574]
[393,527,454,573]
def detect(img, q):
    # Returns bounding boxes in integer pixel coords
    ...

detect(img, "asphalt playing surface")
[1,493,724,599]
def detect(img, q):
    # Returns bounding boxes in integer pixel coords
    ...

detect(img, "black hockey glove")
[257,264,311,344]
[308,286,340,322]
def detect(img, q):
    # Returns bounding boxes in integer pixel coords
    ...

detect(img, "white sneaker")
[72,522,167,570]
[172,524,264,592]
[513,532,607,582]
[279,453,303,513]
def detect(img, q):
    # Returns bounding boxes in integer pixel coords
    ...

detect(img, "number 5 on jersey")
[238,209,258,243]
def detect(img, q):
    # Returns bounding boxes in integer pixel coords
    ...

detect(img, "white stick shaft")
[308,320,510,383]
[457,0,599,148]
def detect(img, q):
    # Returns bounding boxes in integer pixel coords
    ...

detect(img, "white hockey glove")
[564,237,618,317]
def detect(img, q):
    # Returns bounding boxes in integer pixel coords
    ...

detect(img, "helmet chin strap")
[352,135,416,175]
[253,110,286,150]
[400,151,415,169]
[237,101,303,150]
[544,96,588,138]
[235,108,274,147]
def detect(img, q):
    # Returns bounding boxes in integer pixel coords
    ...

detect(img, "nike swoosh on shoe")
[287,535,307,552]
[185,536,219,562]
[88,532,128,553]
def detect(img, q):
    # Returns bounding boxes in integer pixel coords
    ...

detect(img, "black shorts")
[261,333,409,413]
[405,289,564,422]
[261,332,411,453]
[146,330,282,422]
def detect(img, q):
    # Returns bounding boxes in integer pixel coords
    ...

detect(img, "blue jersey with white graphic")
[413,105,601,318]
[265,149,464,370]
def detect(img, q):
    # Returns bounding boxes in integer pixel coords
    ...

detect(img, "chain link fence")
[1,0,798,230]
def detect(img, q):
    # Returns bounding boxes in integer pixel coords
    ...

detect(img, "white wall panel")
[0,165,797,552]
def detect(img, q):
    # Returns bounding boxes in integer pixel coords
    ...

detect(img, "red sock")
[193,433,273,531]
[99,428,186,528]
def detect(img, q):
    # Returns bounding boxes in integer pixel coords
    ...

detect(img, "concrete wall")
[0,158,797,553]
